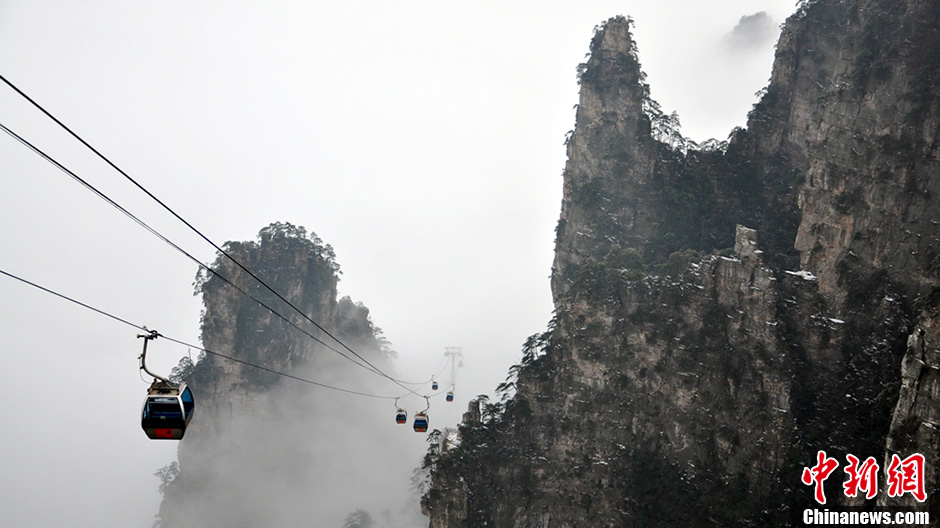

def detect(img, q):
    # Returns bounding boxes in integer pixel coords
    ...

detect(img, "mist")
[0,1,796,526]
[157,355,431,527]
[725,12,778,51]
[148,225,444,527]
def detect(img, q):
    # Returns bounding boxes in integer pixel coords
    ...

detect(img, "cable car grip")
[138,328,169,384]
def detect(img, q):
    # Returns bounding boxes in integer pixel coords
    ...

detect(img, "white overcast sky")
[0,1,795,526]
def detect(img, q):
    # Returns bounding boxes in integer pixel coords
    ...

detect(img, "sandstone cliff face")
[155,222,397,528]
[424,1,940,525]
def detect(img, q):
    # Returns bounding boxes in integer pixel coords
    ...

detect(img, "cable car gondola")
[413,412,429,432]
[446,391,454,402]
[137,329,195,440]
[431,379,439,391]
[413,396,430,432]
[394,398,407,424]
[142,380,195,440]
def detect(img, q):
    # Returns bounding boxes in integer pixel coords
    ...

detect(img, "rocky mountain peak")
[423,1,940,525]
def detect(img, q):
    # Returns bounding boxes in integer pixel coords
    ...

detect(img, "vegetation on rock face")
[424,1,940,526]
[156,222,404,528]
[186,222,357,386]
[194,222,340,326]
[559,21,804,293]
[182,221,394,390]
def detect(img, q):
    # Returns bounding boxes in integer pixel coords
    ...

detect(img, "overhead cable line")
[0,121,380,377]
[0,74,426,392]
[0,267,397,400]
[0,119,426,396]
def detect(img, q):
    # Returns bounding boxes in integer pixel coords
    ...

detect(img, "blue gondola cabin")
[413,412,429,433]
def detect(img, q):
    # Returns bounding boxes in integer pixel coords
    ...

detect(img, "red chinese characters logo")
[802,451,928,504]
[802,450,840,504]
[886,453,926,502]
[843,455,879,500]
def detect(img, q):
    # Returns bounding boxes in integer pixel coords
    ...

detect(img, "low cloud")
[725,12,777,51]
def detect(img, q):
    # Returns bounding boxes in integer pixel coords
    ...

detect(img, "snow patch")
[785,270,817,281]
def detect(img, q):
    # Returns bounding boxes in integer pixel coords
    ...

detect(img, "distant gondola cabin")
[413,412,429,433]
[396,409,407,424]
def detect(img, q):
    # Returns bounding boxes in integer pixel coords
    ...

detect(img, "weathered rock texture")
[423,1,940,525]
[155,222,398,528]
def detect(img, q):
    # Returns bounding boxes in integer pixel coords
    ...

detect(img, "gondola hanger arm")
[138,328,169,384]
